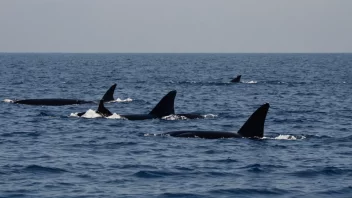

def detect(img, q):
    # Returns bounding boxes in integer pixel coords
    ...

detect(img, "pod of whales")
[77,90,176,119]
[13,84,117,106]
[161,103,269,139]
[78,90,204,120]
[11,78,270,139]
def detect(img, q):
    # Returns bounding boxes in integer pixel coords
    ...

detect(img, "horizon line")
[1,52,352,54]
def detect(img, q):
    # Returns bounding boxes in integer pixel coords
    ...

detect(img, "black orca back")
[14,99,89,106]
[161,103,270,139]
[149,90,176,117]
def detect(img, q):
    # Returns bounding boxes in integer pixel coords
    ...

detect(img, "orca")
[13,84,117,106]
[77,90,177,120]
[160,103,269,139]
[77,90,204,120]
[162,91,204,119]
[230,75,241,83]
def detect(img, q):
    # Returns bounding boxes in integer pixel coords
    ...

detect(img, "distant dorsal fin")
[101,84,117,102]
[237,103,270,138]
[149,90,176,117]
[230,75,241,83]
[97,100,113,117]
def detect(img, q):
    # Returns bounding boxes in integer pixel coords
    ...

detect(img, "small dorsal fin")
[237,103,270,138]
[97,100,113,117]
[149,90,176,117]
[101,84,117,102]
[230,75,241,83]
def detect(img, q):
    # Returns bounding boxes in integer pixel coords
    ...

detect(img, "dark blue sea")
[0,53,351,198]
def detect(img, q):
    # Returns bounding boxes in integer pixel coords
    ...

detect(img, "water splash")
[106,113,125,119]
[162,115,189,120]
[263,134,306,140]
[242,80,258,84]
[69,113,79,117]
[3,99,14,103]
[114,98,133,103]
[70,109,102,118]
[144,133,158,137]
[70,111,125,119]
[203,114,218,119]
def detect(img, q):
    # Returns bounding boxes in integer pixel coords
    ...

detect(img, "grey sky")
[0,0,351,53]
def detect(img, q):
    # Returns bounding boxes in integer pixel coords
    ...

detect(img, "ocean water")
[0,53,351,198]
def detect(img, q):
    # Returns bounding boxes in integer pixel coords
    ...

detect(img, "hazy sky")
[1,0,351,53]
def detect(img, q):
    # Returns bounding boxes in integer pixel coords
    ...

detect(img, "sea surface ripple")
[0,53,351,198]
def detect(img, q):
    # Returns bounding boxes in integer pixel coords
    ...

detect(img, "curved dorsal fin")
[149,90,176,117]
[230,75,241,83]
[97,100,113,117]
[237,103,270,138]
[101,84,117,102]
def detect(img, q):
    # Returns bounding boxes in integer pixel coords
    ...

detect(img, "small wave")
[24,165,68,174]
[112,98,133,103]
[274,134,301,140]
[203,114,217,118]
[113,164,157,169]
[316,186,352,196]
[70,111,125,119]
[144,133,158,137]
[70,112,80,117]
[291,167,352,178]
[71,109,102,118]
[161,114,217,120]
[242,80,258,84]
[209,187,287,195]
[133,170,179,178]
[3,99,14,103]
[263,134,306,140]
[1,131,41,137]
[240,164,265,173]
[205,158,238,163]
[37,112,55,117]
[159,193,204,198]
[106,113,125,119]
[162,115,189,120]
[168,80,198,84]
[239,163,287,173]
[264,80,286,84]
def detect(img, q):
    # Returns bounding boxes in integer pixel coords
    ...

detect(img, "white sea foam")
[106,113,125,119]
[242,80,258,84]
[203,114,218,119]
[71,109,102,118]
[275,135,298,140]
[70,113,80,117]
[263,134,306,140]
[70,111,125,119]
[144,133,158,137]
[162,115,189,120]
[3,99,14,103]
[114,98,133,103]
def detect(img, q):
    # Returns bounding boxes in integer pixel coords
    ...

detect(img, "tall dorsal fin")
[149,90,176,117]
[96,100,113,117]
[101,84,117,102]
[237,103,270,138]
[230,75,241,83]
